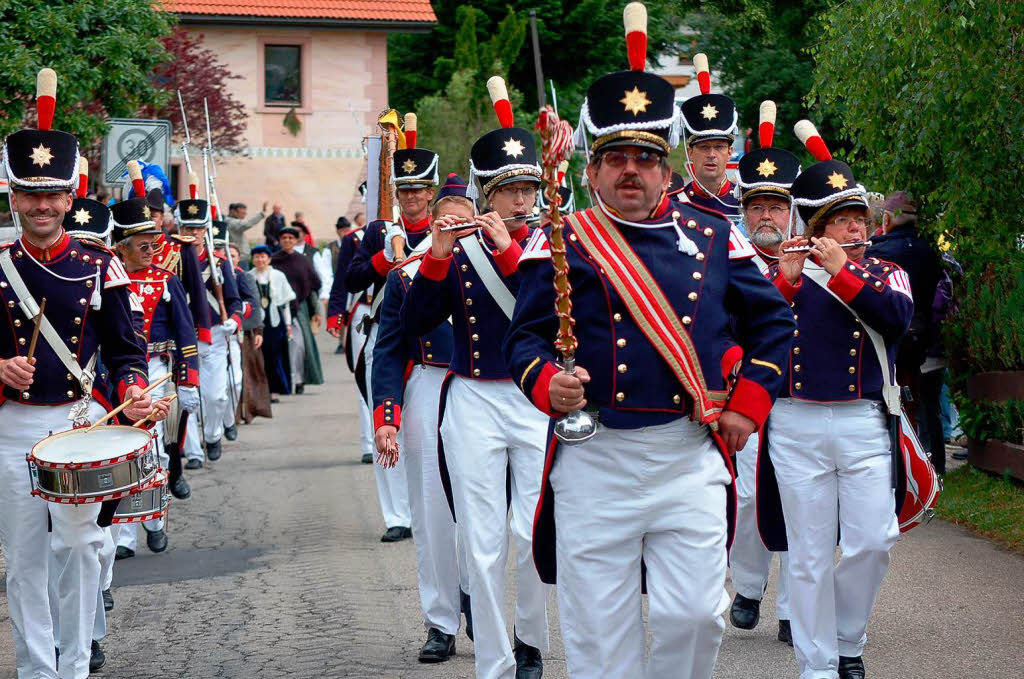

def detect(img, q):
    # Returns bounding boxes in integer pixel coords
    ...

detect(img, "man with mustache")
[504,8,795,677]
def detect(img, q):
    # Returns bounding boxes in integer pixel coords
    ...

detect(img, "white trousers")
[403,365,461,634]
[365,324,411,528]
[289,318,306,389]
[440,377,550,679]
[198,326,230,444]
[118,356,170,551]
[0,400,106,679]
[730,431,791,619]
[184,409,203,462]
[550,419,731,679]
[223,333,242,428]
[770,399,899,679]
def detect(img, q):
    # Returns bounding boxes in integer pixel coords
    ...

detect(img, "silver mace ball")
[553,357,597,445]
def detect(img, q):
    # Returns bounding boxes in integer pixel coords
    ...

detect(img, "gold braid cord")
[536,107,577,359]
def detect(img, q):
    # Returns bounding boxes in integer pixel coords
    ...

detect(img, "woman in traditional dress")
[249,244,296,400]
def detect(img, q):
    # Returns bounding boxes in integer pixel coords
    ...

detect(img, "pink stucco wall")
[175,26,388,246]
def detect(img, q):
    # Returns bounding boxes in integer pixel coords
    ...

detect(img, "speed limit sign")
[101,118,172,186]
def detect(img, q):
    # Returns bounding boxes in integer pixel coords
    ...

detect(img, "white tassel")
[466,165,479,200]
[162,284,170,302]
[667,105,682,149]
[432,164,439,186]
[672,218,699,255]
[573,102,589,150]
[90,270,102,309]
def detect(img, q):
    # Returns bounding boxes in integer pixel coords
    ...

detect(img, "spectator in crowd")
[292,213,315,247]
[290,220,317,266]
[866,191,886,237]
[353,212,366,229]
[272,226,324,393]
[264,203,285,250]
[226,201,267,266]
[249,245,295,401]
[328,217,351,270]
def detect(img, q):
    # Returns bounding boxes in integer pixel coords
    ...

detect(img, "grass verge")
[937,465,1024,553]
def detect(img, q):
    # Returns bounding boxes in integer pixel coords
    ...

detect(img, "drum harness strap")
[0,249,97,424]
[457,233,516,320]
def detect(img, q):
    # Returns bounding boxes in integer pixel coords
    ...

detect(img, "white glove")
[177,386,200,413]
[221,318,239,335]
[383,222,405,262]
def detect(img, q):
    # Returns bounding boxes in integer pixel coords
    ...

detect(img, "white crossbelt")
[370,234,434,319]
[457,234,516,319]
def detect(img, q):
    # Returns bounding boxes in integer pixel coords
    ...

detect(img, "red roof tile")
[161,0,436,23]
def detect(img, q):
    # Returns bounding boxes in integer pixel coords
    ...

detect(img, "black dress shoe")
[271,396,280,404]
[90,640,105,672]
[295,383,304,395]
[513,635,543,679]
[461,590,474,641]
[418,628,455,663]
[184,458,203,470]
[361,453,373,464]
[381,526,410,542]
[224,424,238,441]
[206,439,222,461]
[335,343,345,354]
[146,527,168,553]
[777,619,793,646]
[839,655,866,679]
[114,546,134,560]
[170,475,192,500]
[730,592,761,630]
[102,588,114,612]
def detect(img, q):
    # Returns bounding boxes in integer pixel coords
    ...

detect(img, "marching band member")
[111,197,200,558]
[727,101,800,643]
[346,125,441,542]
[0,68,153,679]
[761,121,913,679]
[679,53,741,217]
[402,79,550,679]
[213,220,255,439]
[175,197,243,466]
[372,174,472,663]
[504,7,795,677]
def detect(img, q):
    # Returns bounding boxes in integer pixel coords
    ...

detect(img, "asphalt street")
[1,333,1022,678]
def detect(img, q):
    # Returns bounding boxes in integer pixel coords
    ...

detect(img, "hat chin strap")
[682,144,733,210]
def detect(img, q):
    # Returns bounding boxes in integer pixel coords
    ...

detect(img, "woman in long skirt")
[248,245,296,399]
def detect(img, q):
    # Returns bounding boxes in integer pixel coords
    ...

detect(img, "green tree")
[0,0,172,146]
[812,0,1024,443]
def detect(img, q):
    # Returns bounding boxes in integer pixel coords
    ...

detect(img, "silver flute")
[782,240,871,253]
[438,214,535,232]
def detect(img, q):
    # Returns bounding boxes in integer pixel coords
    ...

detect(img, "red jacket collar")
[689,178,733,199]
[21,230,71,262]
[599,192,672,223]
[508,223,530,242]
[400,214,430,233]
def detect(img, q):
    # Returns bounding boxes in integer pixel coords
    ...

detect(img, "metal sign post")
[101,118,172,186]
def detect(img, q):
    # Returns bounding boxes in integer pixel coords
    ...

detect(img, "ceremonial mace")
[377,109,406,262]
[536,108,596,445]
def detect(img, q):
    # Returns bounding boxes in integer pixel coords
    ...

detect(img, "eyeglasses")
[136,243,157,253]
[495,185,537,199]
[690,143,731,155]
[747,204,789,218]
[828,215,869,229]
[600,150,663,169]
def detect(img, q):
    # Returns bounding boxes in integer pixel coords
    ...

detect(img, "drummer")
[0,69,156,679]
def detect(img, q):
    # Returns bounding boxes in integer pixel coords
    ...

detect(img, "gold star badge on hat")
[756,159,778,178]
[826,172,849,190]
[30,144,54,167]
[620,87,652,116]
[72,208,91,225]
[143,206,151,220]
[187,204,199,216]
[503,138,525,158]
[402,159,417,174]
[701,103,719,120]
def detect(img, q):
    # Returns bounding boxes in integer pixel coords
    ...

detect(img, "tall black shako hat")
[211,219,229,246]
[537,160,575,213]
[790,119,867,232]
[468,76,541,200]
[577,3,680,156]
[680,53,737,146]
[392,112,439,189]
[111,197,160,243]
[2,69,79,193]
[174,171,211,227]
[63,157,112,242]
[736,101,801,205]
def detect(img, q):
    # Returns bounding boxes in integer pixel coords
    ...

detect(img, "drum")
[28,426,157,504]
[898,410,941,532]
[111,471,169,524]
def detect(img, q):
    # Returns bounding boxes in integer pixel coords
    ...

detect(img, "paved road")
[2,334,1023,678]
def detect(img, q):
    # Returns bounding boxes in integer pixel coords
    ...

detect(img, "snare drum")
[28,426,157,504]
[112,471,169,524]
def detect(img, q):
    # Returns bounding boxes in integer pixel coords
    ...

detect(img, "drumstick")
[133,393,178,428]
[26,297,46,365]
[85,373,173,432]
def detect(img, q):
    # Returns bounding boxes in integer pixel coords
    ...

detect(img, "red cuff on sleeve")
[529,362,562,418]
[182,368,199,388]
[242,302,253,319]
[725,376,774,429]
[197,327,212,344]
[229,313,243,331]
[371,250,391,277]
[493,240,524,277]
[327,314,343,331]
[373,401,402,431]
[773,273,802,303]
[827,264,866,303]
[418,252,452,282]
[116,373,149,403]
[720,344,744,383]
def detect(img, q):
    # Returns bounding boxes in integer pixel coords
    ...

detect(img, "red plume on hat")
[36,68,57,131]
[694,53,711,95]
[77,157,88,198]
[127,160,146,199]
[404,112,418,149]
[623,2,648,71]
[487,76,514,128]
[794,119,832,161]
[188,171,199,200]
[759,101,776,148]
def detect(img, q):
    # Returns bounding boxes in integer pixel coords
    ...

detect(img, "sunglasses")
[600,150,663,169]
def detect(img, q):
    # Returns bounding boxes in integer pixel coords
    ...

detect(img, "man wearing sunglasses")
[505,20,795,678]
